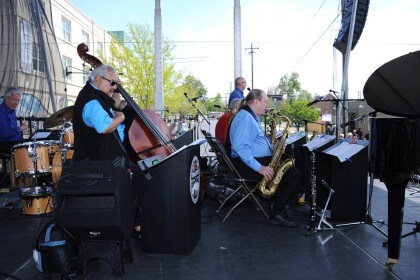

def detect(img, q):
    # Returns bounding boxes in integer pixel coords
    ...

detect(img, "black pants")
[232,156,302,214]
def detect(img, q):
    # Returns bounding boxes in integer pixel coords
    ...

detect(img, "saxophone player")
[228,89,302,227]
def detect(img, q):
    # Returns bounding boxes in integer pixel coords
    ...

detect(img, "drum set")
[10,106,74,215]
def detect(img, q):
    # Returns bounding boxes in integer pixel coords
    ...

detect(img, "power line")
[283,13,340,77]
[295,0,328,42]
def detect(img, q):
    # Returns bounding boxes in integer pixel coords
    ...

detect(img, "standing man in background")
[0,87,27,154]
[228,77,247,108]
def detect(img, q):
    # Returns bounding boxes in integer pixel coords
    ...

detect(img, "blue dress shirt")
[0,102,22,142]
[82,83,125,141]
[228,87,244,107]
[230,108,272,172]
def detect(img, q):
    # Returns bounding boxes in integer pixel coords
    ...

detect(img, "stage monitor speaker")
[56,158,136,241]
[333,0,370,53]
[139,144,201,255]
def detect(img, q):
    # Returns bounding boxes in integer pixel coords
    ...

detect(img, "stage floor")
[0,183,419,280]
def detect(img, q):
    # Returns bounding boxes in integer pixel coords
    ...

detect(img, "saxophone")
[258,114,295,198]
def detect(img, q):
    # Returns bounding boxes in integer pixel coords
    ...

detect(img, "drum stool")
[0,153,10,187]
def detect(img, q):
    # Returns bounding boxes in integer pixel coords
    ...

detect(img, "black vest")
[72,83,126,161]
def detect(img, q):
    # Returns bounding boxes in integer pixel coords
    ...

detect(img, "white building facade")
[50,0,113,105]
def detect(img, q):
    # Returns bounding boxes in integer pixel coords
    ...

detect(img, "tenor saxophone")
[258,115,295,198]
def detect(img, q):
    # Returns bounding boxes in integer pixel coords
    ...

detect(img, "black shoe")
[131,229,141,240]
[269,212,298,227]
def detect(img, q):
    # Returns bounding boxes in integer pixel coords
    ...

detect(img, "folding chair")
[201,130,269,222]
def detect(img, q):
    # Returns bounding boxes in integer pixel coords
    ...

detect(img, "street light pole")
[245,43,259,89]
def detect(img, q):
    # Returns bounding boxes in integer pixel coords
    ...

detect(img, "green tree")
[297,89,312,101]
[103,23,181,110]
[206,93,224,112]
[165,75,208,117]
[280,99,319,131]
[277,72,301,101]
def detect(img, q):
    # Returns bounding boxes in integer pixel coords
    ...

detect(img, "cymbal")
[44,106,74,128]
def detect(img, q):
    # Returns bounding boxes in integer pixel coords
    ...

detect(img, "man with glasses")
[73,64,125,161]
[228,89,302,227]
[0,87,28,153]
[72,64,143,239]
[228,77,247,108]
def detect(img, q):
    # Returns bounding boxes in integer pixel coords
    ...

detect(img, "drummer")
[0,87,28,154]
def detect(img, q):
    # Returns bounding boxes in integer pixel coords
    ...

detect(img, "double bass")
[77,43,176,160]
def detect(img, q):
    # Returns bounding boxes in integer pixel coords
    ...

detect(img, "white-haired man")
[0,87,28,153]
[72,64,142,239]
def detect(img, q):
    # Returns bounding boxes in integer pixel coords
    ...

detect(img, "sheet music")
[155,138,207,163]
[31,131,51,140]
[286,131,306,145]
[303,135,334,151]
[324,142,365,162]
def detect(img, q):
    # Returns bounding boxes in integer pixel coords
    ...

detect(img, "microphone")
[329,89,340,94]
[247,87,252,91]
[307,96,323,107]
[184,92,199,102]
[321,180,335,193]
[340,120,354,128]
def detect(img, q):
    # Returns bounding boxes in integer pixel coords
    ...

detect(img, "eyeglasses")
[8,97,21,103]
[101,76,119,87]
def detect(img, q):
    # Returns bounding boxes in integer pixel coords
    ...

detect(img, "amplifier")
[56,158,136,241]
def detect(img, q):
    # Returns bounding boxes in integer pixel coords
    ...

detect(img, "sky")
[70,0,420,102]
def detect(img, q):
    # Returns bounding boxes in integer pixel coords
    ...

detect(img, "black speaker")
[56,158,136,241]
[333,0,370,53]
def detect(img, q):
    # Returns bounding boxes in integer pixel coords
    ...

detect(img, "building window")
[62,56,72,80]
[61,16,71,42]
[20,19,33,74]
[97,42,103,54]
[82,31,89,45]
[32,44,45,72]
[83,65,91,83]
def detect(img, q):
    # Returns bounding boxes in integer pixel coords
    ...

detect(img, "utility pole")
[245,43,259,89]
[233,0,242,79]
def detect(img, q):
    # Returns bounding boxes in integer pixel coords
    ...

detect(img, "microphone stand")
[340,111,376,130]
[185,96,210,140]
[308,98,364,141]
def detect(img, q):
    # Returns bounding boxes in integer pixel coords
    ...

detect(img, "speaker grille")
[63,195,115,209]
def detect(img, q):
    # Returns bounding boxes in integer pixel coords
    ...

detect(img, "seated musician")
[215,98,243,145]
[229,89,302,227]
[0,87,28,154]
[72,64,142,238]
